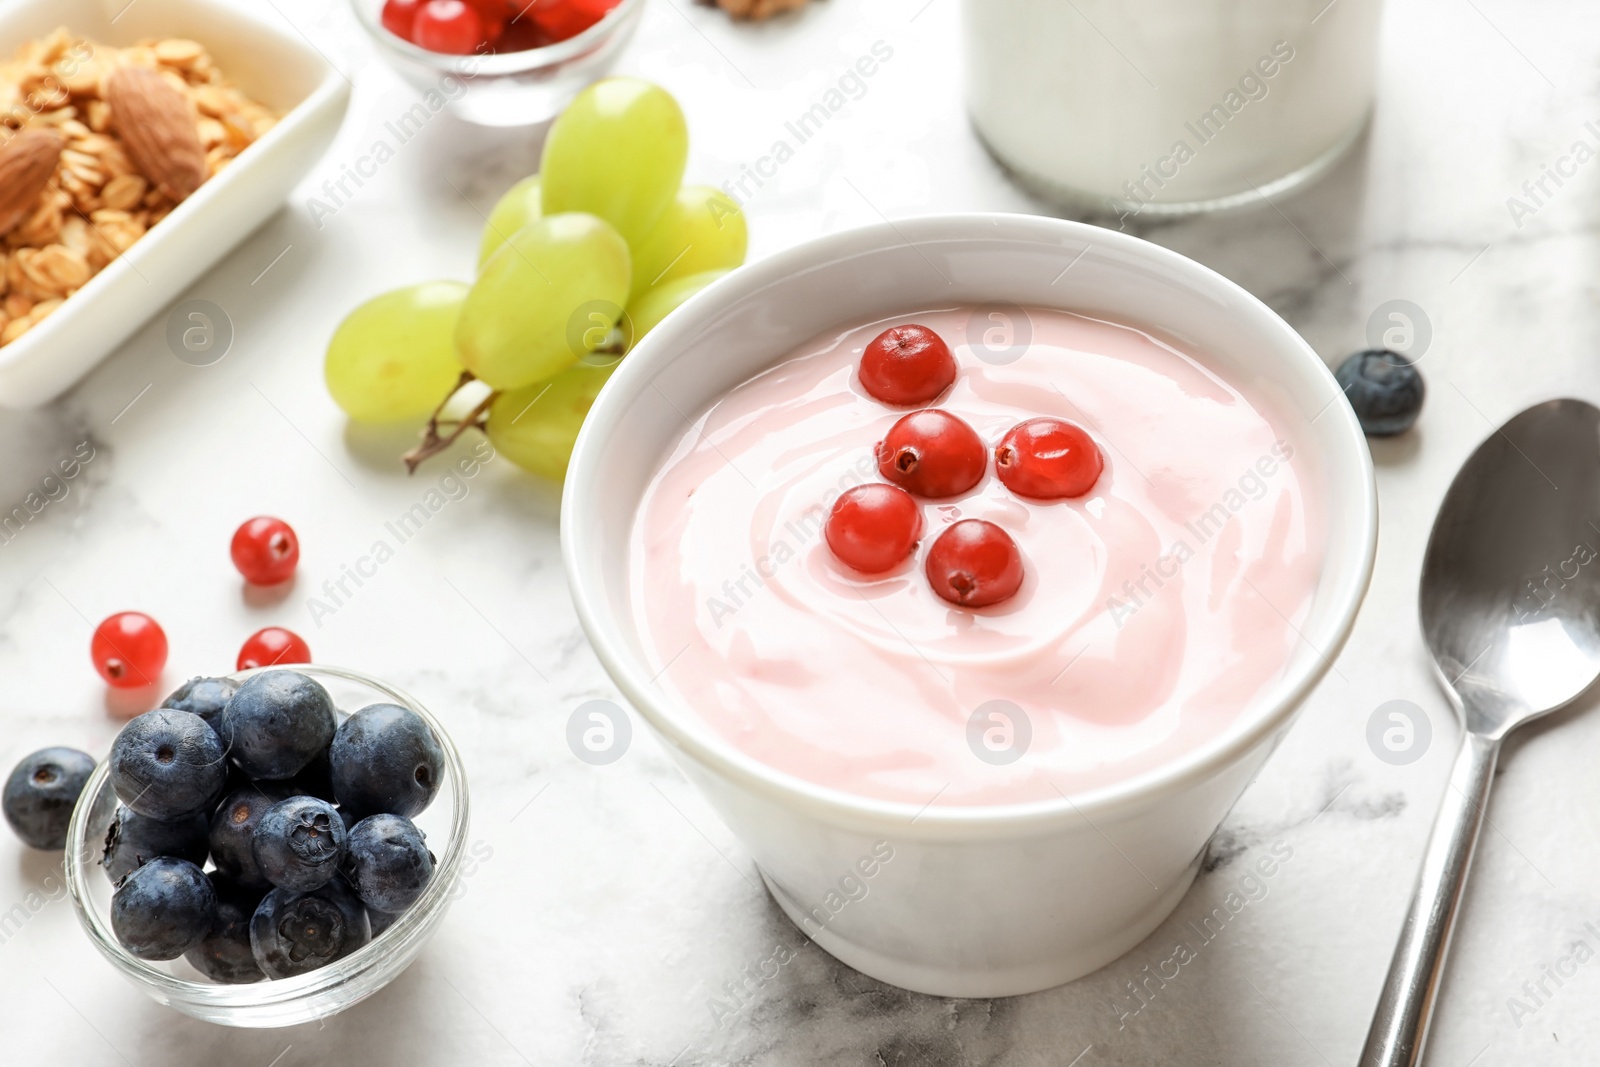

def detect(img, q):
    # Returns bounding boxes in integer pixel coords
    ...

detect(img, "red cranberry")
[381,0,425,39]
[876,409,986,498]
[925,520,1024,608]
[995,417,1103,499]
[412,0,484,53]
[529,0,623,40]
[824,484,923,573]
[859,324,957,406]
[498,18,555,50]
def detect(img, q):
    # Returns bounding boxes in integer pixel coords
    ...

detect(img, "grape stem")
[402,371,500,474]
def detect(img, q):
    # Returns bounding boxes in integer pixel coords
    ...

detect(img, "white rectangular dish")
[0,0,350,408]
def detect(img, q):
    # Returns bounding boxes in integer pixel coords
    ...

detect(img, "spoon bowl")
[1419,399,1600,734]
[1361,398,1600,1065]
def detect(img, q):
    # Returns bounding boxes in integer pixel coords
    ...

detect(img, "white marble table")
[4,0,1600,1063]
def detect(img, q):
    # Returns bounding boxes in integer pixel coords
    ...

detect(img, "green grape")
[455,212,631,392]
[626,269,727,345]
[540,78,687,249]
[628,185,746,299]
[325,281,468,423]
[487,269,726,482]
[478,175,541,270]
[486,361,618,482]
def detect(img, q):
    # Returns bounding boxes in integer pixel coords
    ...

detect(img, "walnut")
[715,0,812,18]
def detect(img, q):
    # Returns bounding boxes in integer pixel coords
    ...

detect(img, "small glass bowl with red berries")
[350,0,644,125]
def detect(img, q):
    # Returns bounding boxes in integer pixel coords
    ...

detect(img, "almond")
[105,66,204,202]
[0,128,63,237]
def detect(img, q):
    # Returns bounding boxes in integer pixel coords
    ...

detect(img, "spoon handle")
[1359,730,1500,1066]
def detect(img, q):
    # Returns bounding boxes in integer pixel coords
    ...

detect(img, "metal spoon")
[1359,398,1600,1066]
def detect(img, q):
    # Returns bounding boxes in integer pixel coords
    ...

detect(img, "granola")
[0,27,278,347]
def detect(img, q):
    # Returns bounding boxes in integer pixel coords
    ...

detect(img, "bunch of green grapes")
[324,77,748,480]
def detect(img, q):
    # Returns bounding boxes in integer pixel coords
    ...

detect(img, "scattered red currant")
[876,409,987,498]
[381,0,425,38]
[92,612,168,688]
[925,520,1024,608]
[412,0,485,53]
[824,484,923,574]
[237,627,311,671]
[231,517,300,586]
[995,417,1103,499]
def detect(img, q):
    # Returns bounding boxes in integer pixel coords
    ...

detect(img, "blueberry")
[252,796,346,891]
[330,704,443,819]
[343,814,434,915]
[284,747,337,803]
[101,806,209,883]
[221,671,337,780]
[249,877,371,979]
[3,747,95,849]
[162,676,239,741]
[281,708,349,803]
[217,763,256,803]
[368,908,398,938]
[109,709,227,820]
[110,856,215,961]
[208,784,293,889]
[1336,348,1425,436]
[184,874,265,984]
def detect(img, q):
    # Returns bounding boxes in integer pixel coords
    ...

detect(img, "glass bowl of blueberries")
[58,665,468,1027]
[348,0,647,126]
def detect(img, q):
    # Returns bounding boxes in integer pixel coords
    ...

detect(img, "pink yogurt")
[628,306,1324,806]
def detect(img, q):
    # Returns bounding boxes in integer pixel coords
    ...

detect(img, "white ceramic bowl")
[0,0,350,408]
[563,213,1377,997]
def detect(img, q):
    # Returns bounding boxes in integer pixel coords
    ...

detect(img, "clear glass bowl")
[348,0,646,126]
[63,666,470,1028]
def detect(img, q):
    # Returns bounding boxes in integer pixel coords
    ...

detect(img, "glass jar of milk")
[963,0,1383,219]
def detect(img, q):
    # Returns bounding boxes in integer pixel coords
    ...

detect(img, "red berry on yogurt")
[924,520,1024,608]
[994,417,1103,499]
[92,612,168,688]
[824,484,923,574]
[237,627,311,671]
[231,517,300,586]
[876,409,986,498]
[858,324,958,406]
